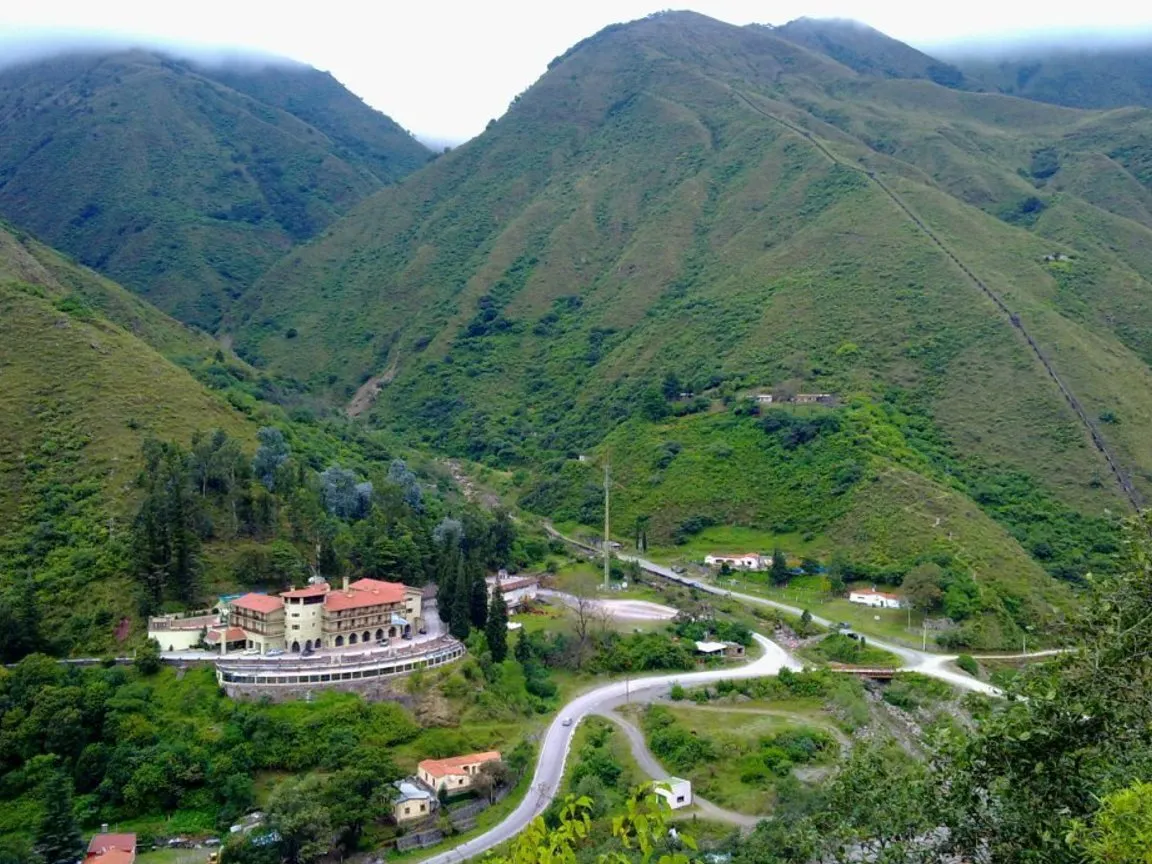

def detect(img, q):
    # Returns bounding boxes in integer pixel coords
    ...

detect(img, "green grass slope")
[0,49,429,329]
[0,223,263,652]
[232,12,1152,629]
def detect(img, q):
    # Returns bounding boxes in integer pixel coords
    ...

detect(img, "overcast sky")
[2,1,1151,144]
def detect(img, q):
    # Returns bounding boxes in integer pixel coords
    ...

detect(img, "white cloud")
[2,0,1151,143]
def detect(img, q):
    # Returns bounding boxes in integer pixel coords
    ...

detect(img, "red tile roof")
[86,834,136,864]
[324,580,406,611]
[282,583,330,598]
[205,627,247,643]
[492,576,538,592]
[419,751,501,778]
[231,593,284,614]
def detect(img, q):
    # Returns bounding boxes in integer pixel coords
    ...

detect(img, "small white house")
[704,553,765,571]
[655,777,693,810]
[694,641,727,656]
[848,589,903,609]
[755,393,774,404]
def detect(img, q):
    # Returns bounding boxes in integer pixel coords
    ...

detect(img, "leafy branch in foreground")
[485,786,695,864]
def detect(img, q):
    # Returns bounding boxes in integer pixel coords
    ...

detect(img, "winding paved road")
[598,711,761,829]
[423,531,1022,862]
[420,634,799,864]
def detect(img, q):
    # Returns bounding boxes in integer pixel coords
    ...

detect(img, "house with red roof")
[85,832,136,864]
[418,751,502,794]
[224,576,423,654]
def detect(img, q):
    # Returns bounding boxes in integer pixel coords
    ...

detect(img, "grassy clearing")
[797,634,904,668]
[641,703,839,815]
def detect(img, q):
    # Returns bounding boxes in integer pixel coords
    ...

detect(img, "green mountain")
[0,49,430,329]
[0,220,264,653]
[769,18,968,88]
[952,41,1152,109]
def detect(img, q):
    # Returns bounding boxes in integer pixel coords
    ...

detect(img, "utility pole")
[603,452,611,591]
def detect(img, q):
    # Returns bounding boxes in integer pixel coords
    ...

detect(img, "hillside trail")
[598,711,762,829]
[346,353,400,417]
[729,88,1142,513]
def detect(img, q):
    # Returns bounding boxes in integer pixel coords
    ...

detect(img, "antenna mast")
[603,452,611,590]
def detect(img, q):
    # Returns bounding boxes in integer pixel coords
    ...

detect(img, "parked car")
[266,649,284,657]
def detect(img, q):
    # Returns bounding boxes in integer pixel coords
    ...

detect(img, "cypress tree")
[514,630,532,665]
[468,561,489,630]
[449,557,471,640]
[486,587,509,662]
[436,537,461,624]
[33,771,82,864]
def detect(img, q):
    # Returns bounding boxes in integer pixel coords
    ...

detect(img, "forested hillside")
[225,12,1152,644]
[0,49,429,328]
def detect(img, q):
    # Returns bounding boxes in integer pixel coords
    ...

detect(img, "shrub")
[956,654,980,677]
[669,683,686,701]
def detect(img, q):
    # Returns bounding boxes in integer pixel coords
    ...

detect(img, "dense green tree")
[486,587,509,662]
[131,439,202,607]
[515,630,532,665]
[252,427,290,491]
[469,561,490,629]
[489,508,516,566]
[135,638,162,675]
[0,580,41,663]
[32,770,82,864]
[902,562,944,613]
[449,554,472,640]
[770,548,789,586]
[267,775,334,864]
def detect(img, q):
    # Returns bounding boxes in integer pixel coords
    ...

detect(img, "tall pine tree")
[449,556,471,640]
[468,557,489,630]
[33,771,81,864]
[486,587,509,662]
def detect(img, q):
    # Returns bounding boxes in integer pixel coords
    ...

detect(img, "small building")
[393,778,437,823]
[695,641,744,660]
[655,777,692,810]
[848,589,902,609]
[85,832,136,864]
[486,573,540,611]
[418,751,502,794]
[703,553,765,571]
[754,393,774,404]
[794,393,834,404]
[147,610,220,652]
[205,627,248,652]
[722,641,746,659]
[695,640,728,657]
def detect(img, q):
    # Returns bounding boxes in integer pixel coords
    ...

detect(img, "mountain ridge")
[0,48,430,328]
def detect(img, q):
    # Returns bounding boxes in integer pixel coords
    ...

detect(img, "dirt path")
[599,711,762,830]
[346,355,400,417]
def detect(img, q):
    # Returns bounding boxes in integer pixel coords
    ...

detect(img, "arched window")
[363,630,371,643]
[375,629,384,641]
[349,633,358,645]
[291,641,301,652]
[335,635,345,647]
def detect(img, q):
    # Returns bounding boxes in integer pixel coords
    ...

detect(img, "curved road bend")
[420,634,799,864]
[591,539,1002,697]
[598,711,760,829]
